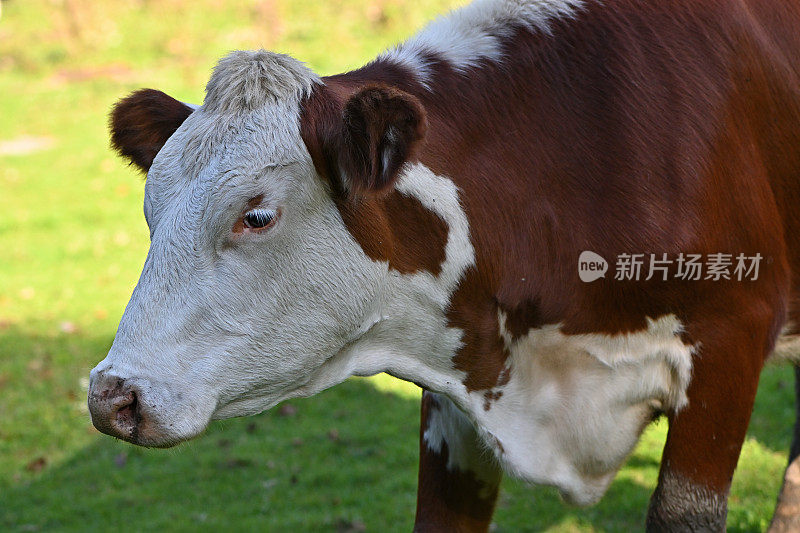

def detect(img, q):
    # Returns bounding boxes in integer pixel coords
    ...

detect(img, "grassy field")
[0,0,795,531]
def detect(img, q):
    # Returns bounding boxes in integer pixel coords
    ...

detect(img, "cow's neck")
[295,160,477,402]
[292,159,695,507]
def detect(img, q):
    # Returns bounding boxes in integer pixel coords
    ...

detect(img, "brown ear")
[301,84,426,197]
[109,89,194,173]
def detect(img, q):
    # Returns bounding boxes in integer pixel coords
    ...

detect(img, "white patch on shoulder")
[380,0,586,86]
[395,163,475,298]
[468,313,694,506]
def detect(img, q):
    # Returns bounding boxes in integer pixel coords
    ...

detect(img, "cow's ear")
[302,84,426,198]
[109,89,195,173]
[338,86,426,195]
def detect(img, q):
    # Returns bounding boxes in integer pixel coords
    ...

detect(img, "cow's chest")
[464,313,695,505]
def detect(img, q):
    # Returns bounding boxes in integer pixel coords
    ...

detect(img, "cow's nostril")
[114,390,138,429]
[115,391,139,427]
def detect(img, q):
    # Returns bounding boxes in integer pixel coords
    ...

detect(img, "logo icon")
[578,251,608,282]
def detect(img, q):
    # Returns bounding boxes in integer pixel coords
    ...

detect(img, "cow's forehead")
[149,50,321,192]
[168,103,310,179]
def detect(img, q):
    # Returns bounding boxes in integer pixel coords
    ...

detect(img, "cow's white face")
[95,112,379,441]
[88,50,430,446]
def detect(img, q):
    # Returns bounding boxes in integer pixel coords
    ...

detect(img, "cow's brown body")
[301,0,800,530]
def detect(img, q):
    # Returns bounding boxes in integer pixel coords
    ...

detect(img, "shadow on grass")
[1,379,422,532]
[0,323,795,532]
[0,377,659,533]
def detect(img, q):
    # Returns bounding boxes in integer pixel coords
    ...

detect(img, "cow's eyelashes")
[243,208,277,230]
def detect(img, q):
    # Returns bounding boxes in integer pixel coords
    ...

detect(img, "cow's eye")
[243,208,277,229]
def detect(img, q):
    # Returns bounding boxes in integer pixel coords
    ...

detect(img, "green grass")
[0,0,795,530]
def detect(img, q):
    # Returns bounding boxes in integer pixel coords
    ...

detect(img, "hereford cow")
[88,0,800,530]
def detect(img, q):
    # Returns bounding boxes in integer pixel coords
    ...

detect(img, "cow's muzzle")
[88,371,143,444]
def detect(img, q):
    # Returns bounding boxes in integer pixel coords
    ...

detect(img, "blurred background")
[0,0,794,530]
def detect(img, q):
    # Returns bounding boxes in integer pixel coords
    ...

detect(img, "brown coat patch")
[335,193,448,275]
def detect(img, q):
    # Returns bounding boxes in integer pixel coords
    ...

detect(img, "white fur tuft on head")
[203,49,320,113]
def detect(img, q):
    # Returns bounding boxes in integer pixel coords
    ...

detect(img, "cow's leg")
[646,319,770,532]
[413,390,502,533]
[768,365,800,532]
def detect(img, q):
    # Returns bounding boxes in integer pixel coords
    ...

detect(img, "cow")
[88,0,800,530]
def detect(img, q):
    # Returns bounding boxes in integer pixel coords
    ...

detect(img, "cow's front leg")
[646,319,770,532]
[414,391,502,533]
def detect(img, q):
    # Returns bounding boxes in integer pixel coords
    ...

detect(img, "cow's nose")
[87,372,141,442]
